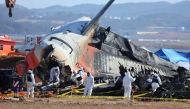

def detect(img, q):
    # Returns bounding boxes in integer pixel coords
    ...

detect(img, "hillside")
[30,1,190,17]
[1,1,190,34]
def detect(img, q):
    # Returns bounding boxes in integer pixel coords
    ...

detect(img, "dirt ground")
[0,97,190,109]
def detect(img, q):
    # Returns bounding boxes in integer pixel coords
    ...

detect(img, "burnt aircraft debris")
[1,0,189,99]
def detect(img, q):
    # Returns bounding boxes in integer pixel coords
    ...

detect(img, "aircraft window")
[0,45,3,50]
[50,37,73,54]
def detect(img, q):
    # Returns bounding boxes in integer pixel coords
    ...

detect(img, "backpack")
[152,76,158,83]
[76,76,82,81]
[76,70,82,81]
[27,73,32,82]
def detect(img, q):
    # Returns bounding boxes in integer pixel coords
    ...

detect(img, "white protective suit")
[25,70,36,98]
[83,73,94,96]
[151,73,162,92]
[49,66,60,83]
[71,70,77,79]
[71,70,83,86]
[123,71,136,100]
[77,67,84,85]
[78,67,84,76]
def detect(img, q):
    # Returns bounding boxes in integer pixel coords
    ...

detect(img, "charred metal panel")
[92,26,178,77]
[43,45,54,58]
[93,50,176,77]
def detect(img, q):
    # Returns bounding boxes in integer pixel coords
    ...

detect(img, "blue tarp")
[177,51,190,61]
[155,49,189,63]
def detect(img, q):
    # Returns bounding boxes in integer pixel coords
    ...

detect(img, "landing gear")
[5,0,16,17]
[9,8,12,17]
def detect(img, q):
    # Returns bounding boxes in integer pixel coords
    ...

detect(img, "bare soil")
[132,41,190,50]
[131,32,190,50]
[0,98,190,109]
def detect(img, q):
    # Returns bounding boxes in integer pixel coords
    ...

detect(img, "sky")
[0,0,186,9]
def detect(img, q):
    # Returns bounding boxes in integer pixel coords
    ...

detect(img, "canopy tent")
[155,49,190,70]
[177,51,190,61]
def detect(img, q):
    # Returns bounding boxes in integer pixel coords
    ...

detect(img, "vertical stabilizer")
[82,0,115,35]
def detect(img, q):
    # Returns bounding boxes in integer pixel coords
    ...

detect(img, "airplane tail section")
[82,0,114,35]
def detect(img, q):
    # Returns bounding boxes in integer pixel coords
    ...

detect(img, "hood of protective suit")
[87,72,92,77]
[80,67,84,71]
[125,72,130,76]
[150,72,154,75]
[73,70,77,74]
[154,73,158,77]
[28,70,32,73]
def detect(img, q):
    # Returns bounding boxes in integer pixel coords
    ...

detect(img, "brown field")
[14,19,65,24]
[131,32,190,50]
[132,41,190,50]
[0,98,190,109]
[133,32,190,39]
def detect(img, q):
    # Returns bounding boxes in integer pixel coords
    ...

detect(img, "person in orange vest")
[25,70,36,98]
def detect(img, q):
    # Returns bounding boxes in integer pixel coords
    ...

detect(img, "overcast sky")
[0,0,186,9]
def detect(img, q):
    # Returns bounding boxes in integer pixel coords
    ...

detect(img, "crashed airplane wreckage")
[15,0,190,98]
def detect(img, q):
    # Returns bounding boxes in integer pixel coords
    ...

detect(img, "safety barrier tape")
[61,90,150,97]
[58,89,190,102]
[58,91,149,98]
[1,82,190,102]
[1,91,190,102]
[60,83,107,96]
[133,92,150,97]
[61,89,150,97]
[76,83,107,91]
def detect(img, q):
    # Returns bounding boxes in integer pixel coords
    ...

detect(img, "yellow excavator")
[5,0,16,17]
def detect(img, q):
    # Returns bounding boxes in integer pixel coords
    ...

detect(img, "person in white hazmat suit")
[123,71,136,100]
[41,66,60,91]
[150,72,162,92]
[83,72,94,96]
[78,67,84,77]
[25,70,36,98]
[49,66,60,85]
[70,70,83,86]
[77,67,84,85]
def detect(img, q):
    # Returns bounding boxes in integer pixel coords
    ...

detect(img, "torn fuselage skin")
[31,17,96,82]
